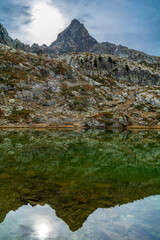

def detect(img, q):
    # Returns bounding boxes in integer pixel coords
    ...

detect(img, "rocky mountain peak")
[49,19,98,54]
[67,18,86,31]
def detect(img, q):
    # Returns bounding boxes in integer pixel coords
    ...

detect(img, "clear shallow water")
[0,130,160,239]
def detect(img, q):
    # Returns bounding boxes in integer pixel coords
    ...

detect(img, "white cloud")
[10,0,68,45]
[27,0,67,45]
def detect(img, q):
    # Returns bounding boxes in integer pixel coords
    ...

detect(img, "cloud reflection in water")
[0,195,160,240]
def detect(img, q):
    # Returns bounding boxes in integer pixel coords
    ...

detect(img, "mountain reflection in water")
[0,130,160,239]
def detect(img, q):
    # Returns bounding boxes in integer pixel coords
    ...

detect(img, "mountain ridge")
[0,19,159,65]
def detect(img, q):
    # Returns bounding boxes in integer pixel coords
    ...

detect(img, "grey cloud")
[0,1,33,31]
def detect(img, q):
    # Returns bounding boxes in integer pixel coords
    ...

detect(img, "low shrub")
[0,109,4,116]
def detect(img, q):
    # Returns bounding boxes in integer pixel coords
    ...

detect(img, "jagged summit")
[49,18,98,54]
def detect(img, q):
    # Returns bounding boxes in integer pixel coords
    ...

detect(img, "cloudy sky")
[0,0,160,55]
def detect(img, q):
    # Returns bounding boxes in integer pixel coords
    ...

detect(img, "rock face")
[49,19,98,54]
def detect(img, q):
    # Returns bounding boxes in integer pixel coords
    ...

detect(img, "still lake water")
[0,130,160,240]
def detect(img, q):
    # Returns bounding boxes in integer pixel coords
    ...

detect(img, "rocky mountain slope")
[0,43,160,128]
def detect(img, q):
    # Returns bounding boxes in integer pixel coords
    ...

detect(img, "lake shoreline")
[0,123,160,130]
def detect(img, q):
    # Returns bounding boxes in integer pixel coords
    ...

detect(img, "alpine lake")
[0,129,160,240]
